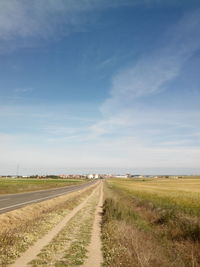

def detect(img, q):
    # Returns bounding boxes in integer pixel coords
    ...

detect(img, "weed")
[29,187,99,266]
[102,179,200,267]
[0,184,96,265]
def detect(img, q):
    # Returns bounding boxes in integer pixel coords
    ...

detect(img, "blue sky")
[0,0,200,175]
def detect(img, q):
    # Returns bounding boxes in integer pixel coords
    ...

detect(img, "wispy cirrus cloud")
[0,3,200,174]
[14,87,34,93]
[88,9,200,161]
[0,0,134,44]
[101,9,200,113]
[0,0,194,52]
[1,130,200,175]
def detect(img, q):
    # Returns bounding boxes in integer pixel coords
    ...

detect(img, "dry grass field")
[102,177,200,267]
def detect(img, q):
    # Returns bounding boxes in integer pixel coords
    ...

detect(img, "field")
[102,178,200,267]
[0,178,86,194]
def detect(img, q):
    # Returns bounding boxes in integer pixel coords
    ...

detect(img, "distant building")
[115,175,128,178]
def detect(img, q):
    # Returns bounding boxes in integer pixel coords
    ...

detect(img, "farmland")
[1,177,199,266]
[0,178,86,195]
[102,178,200,267]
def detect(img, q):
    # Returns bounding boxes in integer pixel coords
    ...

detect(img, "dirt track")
[9,181,103,267]
[83,183,103,267]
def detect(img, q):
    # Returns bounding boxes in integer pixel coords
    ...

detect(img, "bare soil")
[83,183,103,267]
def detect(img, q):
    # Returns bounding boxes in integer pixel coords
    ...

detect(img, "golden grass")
[102,179,200,267]
[108,178,200,216]
[102,220,181,267]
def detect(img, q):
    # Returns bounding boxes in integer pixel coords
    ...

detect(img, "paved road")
[0,180,97,214]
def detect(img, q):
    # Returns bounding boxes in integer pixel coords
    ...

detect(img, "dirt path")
[9,182,101,267]
[83,182,103,267]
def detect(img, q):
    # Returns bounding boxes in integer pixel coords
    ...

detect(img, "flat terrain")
[110,178,200,215]
[0,178,86,195]
[0,181,103,266]
[102,178,200,267]
[0,180,96,214]
[1,177,199,266]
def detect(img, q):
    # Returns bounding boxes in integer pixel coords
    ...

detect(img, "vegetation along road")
[102,177,200,267]
[0,180,97,214]
[0,180,103,266]
[0,177,199,266]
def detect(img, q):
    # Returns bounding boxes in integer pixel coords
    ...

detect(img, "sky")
[0,0,200,175]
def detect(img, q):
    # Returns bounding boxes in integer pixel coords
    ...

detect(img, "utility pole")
[17,164,19,177]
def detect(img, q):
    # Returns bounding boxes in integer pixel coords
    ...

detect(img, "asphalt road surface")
[0,180,97,214]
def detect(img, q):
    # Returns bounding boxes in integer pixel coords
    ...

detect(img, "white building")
[115,175,128,178]
[88,174,94,179]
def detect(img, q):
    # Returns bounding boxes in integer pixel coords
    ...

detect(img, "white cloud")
[0,103,199,175]
[14,87,33,93]
[0,0,191,50]
[90,108,200,144]
[0,0,134,43]
[0,6,200,174]
[84,9,200,171]
[0,131,200,175]
[94,9,200,139]
[101,9,200,114]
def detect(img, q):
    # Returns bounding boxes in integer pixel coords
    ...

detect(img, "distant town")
[0,174,199,179]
